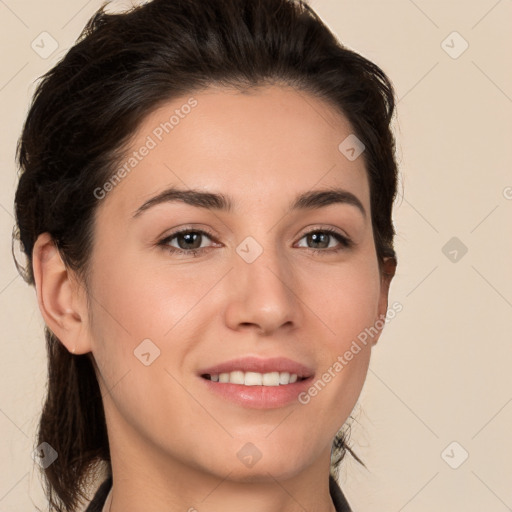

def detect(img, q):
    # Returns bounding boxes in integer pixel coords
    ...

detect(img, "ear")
[372,256,397,345]
[32,232,92,355]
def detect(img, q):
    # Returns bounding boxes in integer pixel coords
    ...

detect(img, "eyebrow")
[132,186,366,219]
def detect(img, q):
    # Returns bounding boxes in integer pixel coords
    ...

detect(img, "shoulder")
[85,476,112,512]
[329,474,353,512]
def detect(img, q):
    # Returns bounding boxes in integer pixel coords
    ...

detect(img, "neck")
[102,397,339,512]
[108,475,338,512]
[106,432,337,512]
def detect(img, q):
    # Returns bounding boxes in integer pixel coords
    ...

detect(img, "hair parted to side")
[13,0,398,510]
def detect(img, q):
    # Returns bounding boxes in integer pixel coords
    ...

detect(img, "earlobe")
[32,233,92,355]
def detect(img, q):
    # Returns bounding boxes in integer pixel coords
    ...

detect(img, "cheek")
[85,252,217,411]
[306,256,381,349]
[295,255,380,422]
[88,245,209,343]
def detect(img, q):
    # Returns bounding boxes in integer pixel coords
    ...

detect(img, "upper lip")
[198,356,314,378]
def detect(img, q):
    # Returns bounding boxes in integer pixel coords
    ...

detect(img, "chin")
[204,445,315,484]
[214,461,309,484]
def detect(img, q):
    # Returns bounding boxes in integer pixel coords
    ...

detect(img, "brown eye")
[172,231,204,250]
[158,228,217,256]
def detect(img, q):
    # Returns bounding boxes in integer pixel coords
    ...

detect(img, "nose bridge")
[225,233,299,333]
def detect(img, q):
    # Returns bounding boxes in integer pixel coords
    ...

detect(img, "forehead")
[97,84,369,216]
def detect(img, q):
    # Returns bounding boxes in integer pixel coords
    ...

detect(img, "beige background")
[1,0,511,510]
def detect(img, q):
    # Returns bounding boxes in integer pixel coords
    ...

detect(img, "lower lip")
[199,376,314,409]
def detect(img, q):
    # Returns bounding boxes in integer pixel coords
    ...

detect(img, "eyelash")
[157,227,353,257]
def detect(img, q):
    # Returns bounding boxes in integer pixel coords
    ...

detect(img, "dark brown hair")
[13,0,398,510]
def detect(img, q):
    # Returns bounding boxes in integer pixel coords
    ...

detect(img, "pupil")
[179,232,200,249]
[310,232,328,249]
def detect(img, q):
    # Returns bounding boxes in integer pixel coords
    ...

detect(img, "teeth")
[230,371,245,385]
[244,371,262,386]
[206,371,301,386]
[262,372,280,386]
[279,372,290,384]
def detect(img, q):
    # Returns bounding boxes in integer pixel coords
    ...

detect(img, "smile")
[202,371,307,386]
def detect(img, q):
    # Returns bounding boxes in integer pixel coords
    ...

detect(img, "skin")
[33,84,396,512]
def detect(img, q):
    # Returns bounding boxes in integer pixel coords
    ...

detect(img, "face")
[84,84,392,483]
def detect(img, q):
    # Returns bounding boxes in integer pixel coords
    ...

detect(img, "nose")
[223,243,300,336]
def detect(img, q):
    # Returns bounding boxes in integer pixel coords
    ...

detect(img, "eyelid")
[296,224,351,242]
[157,226,219,247]
[157,224,353,257]
[295,227,353,251]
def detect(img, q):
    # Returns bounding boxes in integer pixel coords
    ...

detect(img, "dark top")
[85,474,352,511]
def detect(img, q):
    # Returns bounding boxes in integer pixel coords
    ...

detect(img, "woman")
[14,0,399,510]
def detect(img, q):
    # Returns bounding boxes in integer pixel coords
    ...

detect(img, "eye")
[296,228,353,254]
[157,226,352,258]
[158,228,218,257]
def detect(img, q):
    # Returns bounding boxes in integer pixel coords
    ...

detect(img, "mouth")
[201,371,309,386]
[197,356,314,409]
